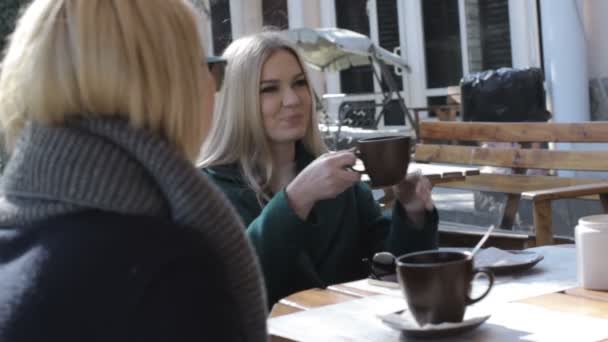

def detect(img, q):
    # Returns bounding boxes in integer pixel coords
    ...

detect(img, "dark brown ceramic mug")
[396,250,494,326]
[353,135,411,188]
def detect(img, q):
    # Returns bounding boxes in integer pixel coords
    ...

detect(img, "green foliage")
[0,0,29,55]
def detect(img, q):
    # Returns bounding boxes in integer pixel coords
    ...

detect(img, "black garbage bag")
[461,67,550,122]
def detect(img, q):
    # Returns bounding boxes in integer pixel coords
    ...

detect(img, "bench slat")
[435,173,605,196]
[522,182,608,201]
[420,121,608,143]
[415,144,608,171]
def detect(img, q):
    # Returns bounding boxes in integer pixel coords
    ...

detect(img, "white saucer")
[379,310,491,339]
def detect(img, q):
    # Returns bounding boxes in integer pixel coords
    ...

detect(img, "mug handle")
[466,267,494,305]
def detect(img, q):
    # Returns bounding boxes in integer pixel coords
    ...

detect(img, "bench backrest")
[415,122,608,172]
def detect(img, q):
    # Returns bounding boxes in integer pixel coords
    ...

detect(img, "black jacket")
[0,210,242,342]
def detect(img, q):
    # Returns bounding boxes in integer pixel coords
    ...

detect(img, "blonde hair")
[198,31,327,203]
[0,0,210,161]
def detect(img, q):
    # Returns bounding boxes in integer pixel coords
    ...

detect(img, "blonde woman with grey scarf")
[0,0,267,341]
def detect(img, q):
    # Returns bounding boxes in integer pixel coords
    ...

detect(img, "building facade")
[196,0,608,126]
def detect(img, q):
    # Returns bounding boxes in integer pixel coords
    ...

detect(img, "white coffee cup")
[575,215,608,290]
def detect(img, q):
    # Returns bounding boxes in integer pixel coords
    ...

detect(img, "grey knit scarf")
[0,118,268,341]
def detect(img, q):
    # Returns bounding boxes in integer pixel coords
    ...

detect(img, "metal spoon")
[470,225,496,257]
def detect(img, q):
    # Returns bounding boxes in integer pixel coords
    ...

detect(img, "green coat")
[203,149,438,305]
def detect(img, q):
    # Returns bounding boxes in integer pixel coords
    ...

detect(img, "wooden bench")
[415,121,608,246]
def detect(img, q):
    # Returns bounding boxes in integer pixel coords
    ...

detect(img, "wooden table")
[358,161,480,186]
[270,287,608,341]
[411,162,479,185]
[360,161,479,210]
[271,286,608,320]
[268,245,608,341]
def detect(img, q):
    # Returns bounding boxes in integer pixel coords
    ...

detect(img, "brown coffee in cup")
[354,135,411,188]
[396,250,494,326]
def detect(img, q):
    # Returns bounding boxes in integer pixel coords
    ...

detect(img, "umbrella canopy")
[283,27,408,72]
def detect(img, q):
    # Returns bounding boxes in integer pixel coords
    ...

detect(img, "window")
[422,0,463,89]
[335,0,374,94]
[376,0,403,92]
[466,0,512,72]
[263,0,288,29]
[210,0,232,55]
[420,0,512,92]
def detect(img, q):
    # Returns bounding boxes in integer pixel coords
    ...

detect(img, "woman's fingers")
[415,176,434,210]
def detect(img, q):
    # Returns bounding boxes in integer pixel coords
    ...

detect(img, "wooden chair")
[416,121,608,246]
[410,88,461,123]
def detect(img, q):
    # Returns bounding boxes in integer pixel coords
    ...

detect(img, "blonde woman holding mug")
[200,31,438,307]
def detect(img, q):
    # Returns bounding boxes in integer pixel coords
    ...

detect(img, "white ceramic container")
[575,215,608,290]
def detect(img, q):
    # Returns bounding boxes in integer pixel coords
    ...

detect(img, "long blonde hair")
[0,0,210,161]
[199,31,327,203]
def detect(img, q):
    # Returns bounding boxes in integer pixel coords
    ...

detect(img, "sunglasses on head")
[206,56,227,91]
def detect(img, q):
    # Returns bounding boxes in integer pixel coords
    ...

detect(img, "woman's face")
[259,49,311,146]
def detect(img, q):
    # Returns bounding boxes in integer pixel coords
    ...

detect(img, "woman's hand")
[392,170,434,226]
[286,150,361,220]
